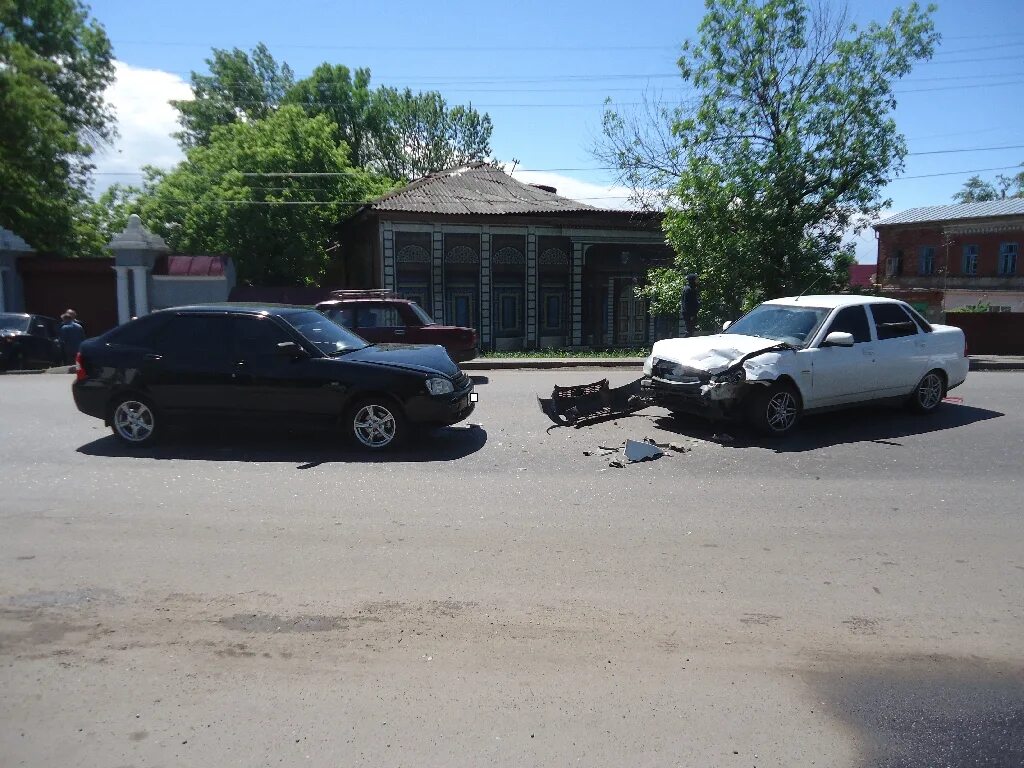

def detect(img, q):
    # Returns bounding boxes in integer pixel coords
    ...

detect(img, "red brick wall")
[876,224,1023,278]
[944,312,1024,355]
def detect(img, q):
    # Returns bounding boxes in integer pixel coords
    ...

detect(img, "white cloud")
[91,61,191,195]
[511,170,637,211]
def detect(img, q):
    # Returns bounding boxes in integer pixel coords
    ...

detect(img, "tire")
[346,397,407,451]
[109,394,161,446]
[746,381,802,437]
[908,369,946,413]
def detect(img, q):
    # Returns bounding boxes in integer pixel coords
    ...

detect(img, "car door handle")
[393,328,406,336]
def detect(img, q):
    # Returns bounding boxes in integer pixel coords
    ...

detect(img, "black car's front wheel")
[110,395,161,446]
[347,398,407,451]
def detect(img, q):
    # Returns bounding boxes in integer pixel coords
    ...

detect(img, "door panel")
[808,305,879,406]
[354,303,406,345]
[868,303,924,395]
[144,315,235,412]
[230,316,344,419]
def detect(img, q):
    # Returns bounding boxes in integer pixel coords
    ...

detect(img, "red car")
[316,291,478,363]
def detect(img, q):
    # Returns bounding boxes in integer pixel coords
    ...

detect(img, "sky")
[87,0,1024,263]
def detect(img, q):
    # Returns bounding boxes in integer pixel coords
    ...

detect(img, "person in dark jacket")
[58,311,85,364]
[680,273,700,337]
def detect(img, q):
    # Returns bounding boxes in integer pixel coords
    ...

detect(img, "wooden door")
[615,282,646,346]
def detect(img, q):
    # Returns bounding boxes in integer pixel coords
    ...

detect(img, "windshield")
[725,304,830,347]
[409,303,435,325]
[0,314,30,333]
[283,310,368,355]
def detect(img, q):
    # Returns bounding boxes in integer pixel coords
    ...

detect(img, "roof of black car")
[158,303,313,316]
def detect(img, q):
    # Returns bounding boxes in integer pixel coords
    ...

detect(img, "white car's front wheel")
[909,370,946,413]
[747,381,802,437]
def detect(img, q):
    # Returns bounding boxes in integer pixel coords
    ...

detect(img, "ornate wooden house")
[333,163,681,350]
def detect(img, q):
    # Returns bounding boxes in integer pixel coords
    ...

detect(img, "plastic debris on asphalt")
[624,439,664,462]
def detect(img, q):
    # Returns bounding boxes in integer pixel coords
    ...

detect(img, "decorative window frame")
[446,245,479,264]
[962,244,978,276]
[396,245,431,264]
[539,248,569,266]
[492,247,525,266]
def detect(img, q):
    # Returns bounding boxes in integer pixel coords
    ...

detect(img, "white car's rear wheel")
[909,370,945,413]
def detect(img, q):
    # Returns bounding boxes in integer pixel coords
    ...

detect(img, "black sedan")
[72,305,475,450]
[0,313,63,371]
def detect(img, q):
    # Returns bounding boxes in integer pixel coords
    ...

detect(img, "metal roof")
[365,162,601,215]
[875,198,1024,227]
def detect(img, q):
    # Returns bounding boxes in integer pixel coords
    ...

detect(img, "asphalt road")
[1,371,1022,767]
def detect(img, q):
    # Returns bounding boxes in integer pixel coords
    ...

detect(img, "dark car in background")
[316,291,478,362]
[0,313,63,371]
[72,305,475,450]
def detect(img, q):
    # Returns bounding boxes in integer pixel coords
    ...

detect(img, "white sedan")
[641,295,969,436]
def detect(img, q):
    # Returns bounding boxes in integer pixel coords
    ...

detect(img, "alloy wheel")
[917,372,944,411]
[113,400,155,443]
[353,404,398,448]
[766,390,798,433]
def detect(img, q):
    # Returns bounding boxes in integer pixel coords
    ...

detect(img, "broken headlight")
[713,367,746,384]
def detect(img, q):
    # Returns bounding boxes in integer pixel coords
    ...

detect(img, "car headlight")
[425,377,455,395]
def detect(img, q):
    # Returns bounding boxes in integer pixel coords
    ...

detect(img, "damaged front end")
[639,342,794,420]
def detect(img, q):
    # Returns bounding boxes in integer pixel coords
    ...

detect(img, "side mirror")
[821,331,855,348]
[277,341,308,359]
[722,321,732,331]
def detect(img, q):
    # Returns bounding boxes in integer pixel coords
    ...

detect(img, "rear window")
[102,315,169,346]
[870,303,919,340]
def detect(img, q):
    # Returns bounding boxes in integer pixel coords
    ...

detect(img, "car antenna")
[795,274,823,301]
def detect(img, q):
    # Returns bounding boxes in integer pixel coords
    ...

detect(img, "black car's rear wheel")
[347,398,407,450]
[110,395,161,446]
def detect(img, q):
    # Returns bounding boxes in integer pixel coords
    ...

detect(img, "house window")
[542,290,566,331]
[962,245,978,275]
[999,242,1018,276]
[886,250,903,277]
[918,246,935,275]
[493,287,523,334]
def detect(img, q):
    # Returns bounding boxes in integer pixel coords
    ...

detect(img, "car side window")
[357,305,402,329]
[824,306,871,344]
[151,315,232,363]
[870,304,919,340]
[29,319,49,338]
[232,316,291,360]
[324,307,355,329]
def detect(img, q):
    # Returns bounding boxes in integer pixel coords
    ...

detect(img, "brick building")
[873,199,1024,318]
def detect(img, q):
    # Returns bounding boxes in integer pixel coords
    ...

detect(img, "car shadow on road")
[76,424,488,467]
[649,402,1004,453]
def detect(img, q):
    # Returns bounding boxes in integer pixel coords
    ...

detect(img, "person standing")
[58,310,85,365]
[680,273,700,337]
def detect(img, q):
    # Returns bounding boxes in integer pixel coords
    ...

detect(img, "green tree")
[600,0,938,326]
[286,67,494,180]
[283,64,377,168]
[0,0,116,253]
[952,165,1023,203]
[369,87,493,180]
[139,106,391,285]
[171,43,294,149]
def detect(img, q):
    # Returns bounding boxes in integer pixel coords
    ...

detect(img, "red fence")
[943,312,1024,355]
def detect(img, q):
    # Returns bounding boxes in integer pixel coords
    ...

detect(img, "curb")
[969,358,1024,371]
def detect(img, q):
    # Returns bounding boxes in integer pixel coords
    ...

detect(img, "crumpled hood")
[343,343,459,376]
[650,334,783,375]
